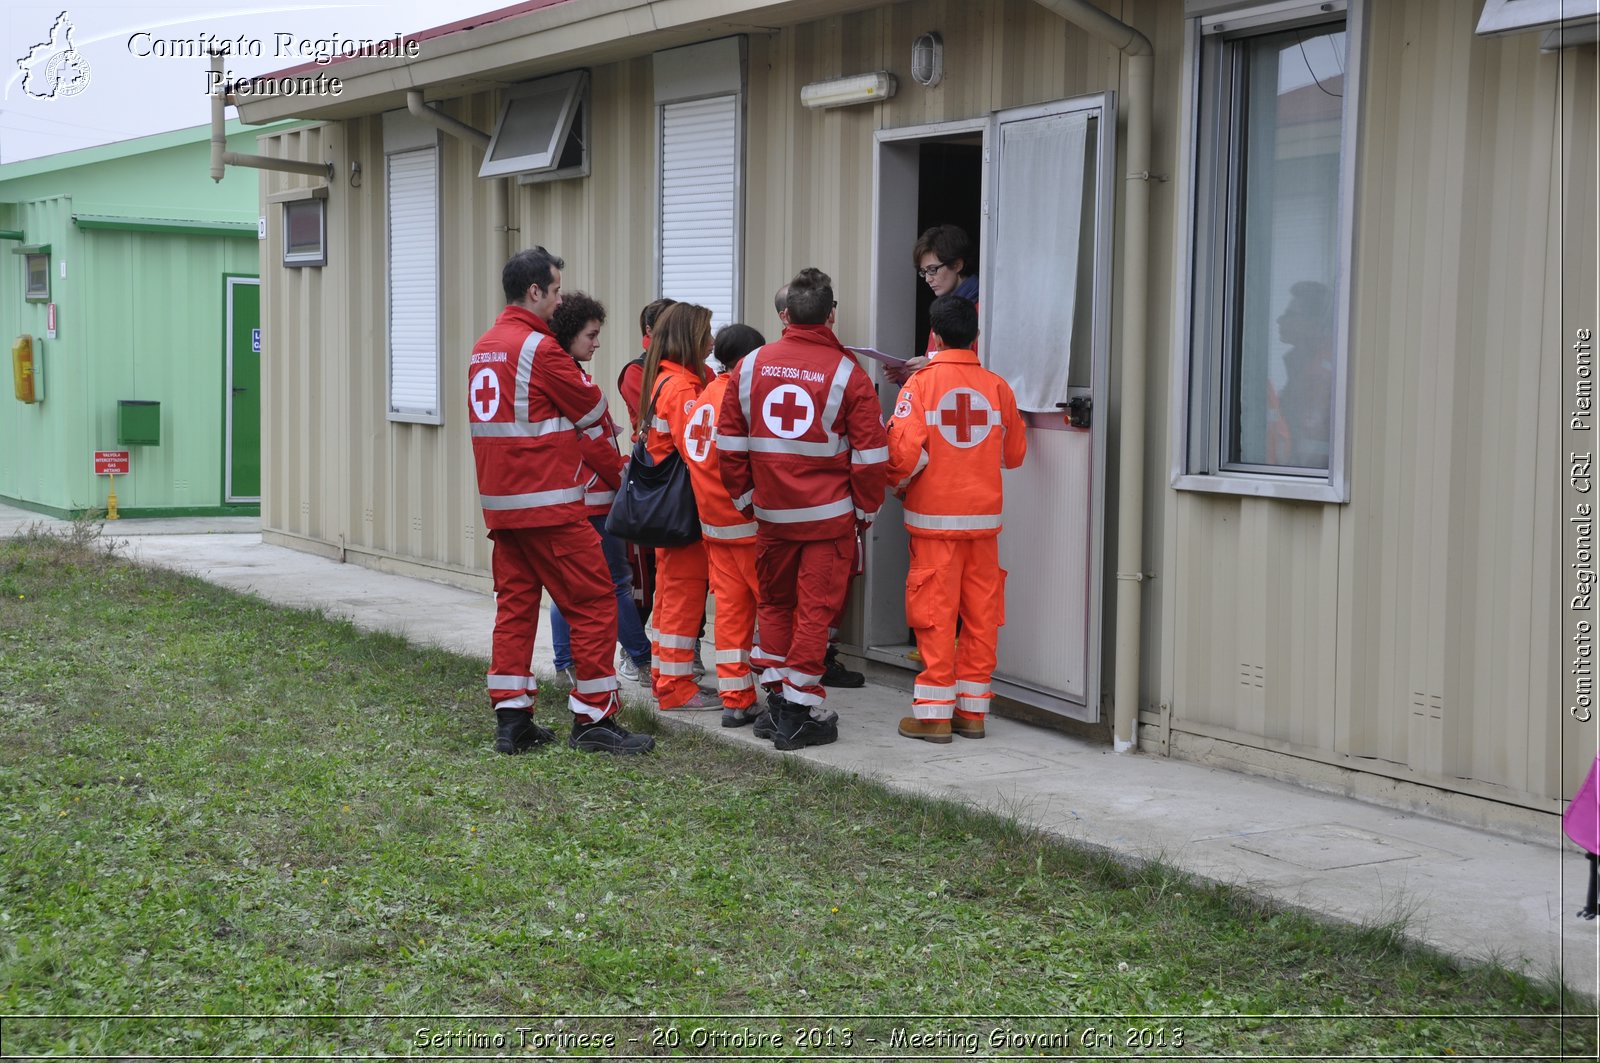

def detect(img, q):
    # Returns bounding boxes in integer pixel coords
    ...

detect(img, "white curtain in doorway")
[987,111,1088,412]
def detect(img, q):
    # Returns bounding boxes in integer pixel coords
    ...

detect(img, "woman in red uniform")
[637,303,719,710]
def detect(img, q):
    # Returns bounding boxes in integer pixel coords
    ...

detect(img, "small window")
[282,199,326,267]
[1476,0,1598,36]
[24,253,49,302]
[480,70,589,182]
[1178,1,1355,502]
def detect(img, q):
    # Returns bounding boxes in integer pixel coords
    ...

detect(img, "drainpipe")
[208,52,333,181]
[1031,0,1153,753]
[405,90,513,265]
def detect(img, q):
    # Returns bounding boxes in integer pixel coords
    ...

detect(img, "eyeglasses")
[916,262,950,280]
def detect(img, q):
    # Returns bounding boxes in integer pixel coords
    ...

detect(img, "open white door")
[981,92,1116,722]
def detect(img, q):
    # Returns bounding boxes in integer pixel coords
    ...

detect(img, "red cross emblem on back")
[685,403,717,463]
[471,367,501,420]
[762,384,815,439]
[932,387,995,449]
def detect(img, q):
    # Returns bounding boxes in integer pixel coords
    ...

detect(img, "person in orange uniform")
[718,268,889,750]
[638,302,720,711]
[469,247,654,755]
[682,323,767,727]
[885,295,1026,743]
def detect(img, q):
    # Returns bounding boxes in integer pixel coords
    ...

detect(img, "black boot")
[771,698,839,751]
[494,708,556,755]
[568,715,656,755]
[821,645,865,688]
[1582,854,1598,920]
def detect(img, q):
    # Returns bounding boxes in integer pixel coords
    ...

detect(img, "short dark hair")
[912,225,975,277]
[929,295,978,350]
[639,298,676,337]
[550,291,606,353]
[502,246,564,304]
[785,268,834,325]
[714,323,766,368]
[773,284,789,318]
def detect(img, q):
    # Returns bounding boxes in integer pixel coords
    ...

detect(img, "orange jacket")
[643,359,708,467]
[886,348,1026,539]
[683,373,756,543]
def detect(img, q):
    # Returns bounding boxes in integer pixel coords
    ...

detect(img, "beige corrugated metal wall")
[1158,3,1596,813]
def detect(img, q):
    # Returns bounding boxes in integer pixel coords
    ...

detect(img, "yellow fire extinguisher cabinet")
[11,335,38,403]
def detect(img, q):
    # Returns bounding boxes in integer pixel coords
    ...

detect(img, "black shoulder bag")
[605,379,702,547]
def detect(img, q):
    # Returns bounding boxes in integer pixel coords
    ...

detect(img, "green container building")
[0,122,275,518]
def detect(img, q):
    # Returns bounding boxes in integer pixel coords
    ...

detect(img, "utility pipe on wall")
[1030,0,1153,753]
[405,90,513,273]
[208,52,333,182]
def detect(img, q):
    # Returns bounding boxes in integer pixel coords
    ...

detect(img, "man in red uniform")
[719,268,888,749]
[469,246,655,755]
[885,295,1026,742]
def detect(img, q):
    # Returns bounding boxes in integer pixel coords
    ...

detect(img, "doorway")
[862,96,1116,724]
[225,275,261,503]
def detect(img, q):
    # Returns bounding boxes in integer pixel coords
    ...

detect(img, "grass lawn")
[0,529,1593,1059]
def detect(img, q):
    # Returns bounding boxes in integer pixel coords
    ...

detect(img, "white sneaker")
[617,653,649,685]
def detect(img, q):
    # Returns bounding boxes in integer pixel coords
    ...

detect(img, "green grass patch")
[0,531,1593,1058]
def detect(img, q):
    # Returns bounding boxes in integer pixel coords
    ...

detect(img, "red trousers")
[905,536,1005,720]
[753,532,854,708]
[705,541,759,710]
[489,523,618,723]
[652,541,708,708]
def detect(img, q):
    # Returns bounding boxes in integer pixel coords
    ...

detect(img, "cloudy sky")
[1,0,458,163]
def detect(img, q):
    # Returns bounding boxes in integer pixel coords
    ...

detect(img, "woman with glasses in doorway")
[891,224,980,386]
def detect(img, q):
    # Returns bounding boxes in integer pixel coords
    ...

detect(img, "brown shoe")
[950,715,986,740]
[898,716,953,744]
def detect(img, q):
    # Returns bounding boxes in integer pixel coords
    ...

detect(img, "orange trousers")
[652,541,708,708]
[905,536,1006,720]
[705,540,759,710]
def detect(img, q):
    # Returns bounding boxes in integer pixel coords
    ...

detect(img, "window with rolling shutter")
[659,94,739,335]
[387,145,440,422]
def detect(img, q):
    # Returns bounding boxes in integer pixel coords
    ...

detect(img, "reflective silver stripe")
[575,395,608,430]
[584,490,616,507]
[651,416,672,434]
[496,693,534,709]
[903,509,1003,531]
[718,434,749,452]
[487,674,530,691]
[702,521,758,540]
[785,668,823,687]
[957,681,990,695]
[514,330,541,423]
[744,436,848,457]
[915,683,958,700]
[925,409,1001,427]
[755,495,853,524]
[957,696,991,712]
[820,357,855,434]
[656,633,698,650]
[574,675,620,694]
[657,660,695,676]
[852,446,888,465]
[894,449,929,490]
[751,647,784,664]
[714,649,750,664]
[738,348,758,422]
[481,486,585,510]
[781,682,822,707]
[732,490,754,511]
[583,422,607,440]
[568,692,610,723]
[719,674,756,691]
[758,666,785,685]
[470,416,575,438]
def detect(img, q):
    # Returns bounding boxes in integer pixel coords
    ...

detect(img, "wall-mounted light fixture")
[800,71,897,109]
[911,32,944,86]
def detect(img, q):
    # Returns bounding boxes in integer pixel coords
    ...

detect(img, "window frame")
[384,135,443,426]
[23,250,49,302]
[281,198,327,268]
[1171,0,1363,504]
[479,70,590,182]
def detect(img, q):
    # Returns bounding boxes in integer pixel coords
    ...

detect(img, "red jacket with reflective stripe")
[886,348,1026,539]
[683,373,756,544]
[717,324,889,542]
[468,305,617,530]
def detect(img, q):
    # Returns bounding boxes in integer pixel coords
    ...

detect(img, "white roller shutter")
[660,95,737,333]
[388,146,440,420]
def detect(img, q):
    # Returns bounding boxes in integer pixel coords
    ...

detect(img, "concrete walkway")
[5,502,1598,997]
